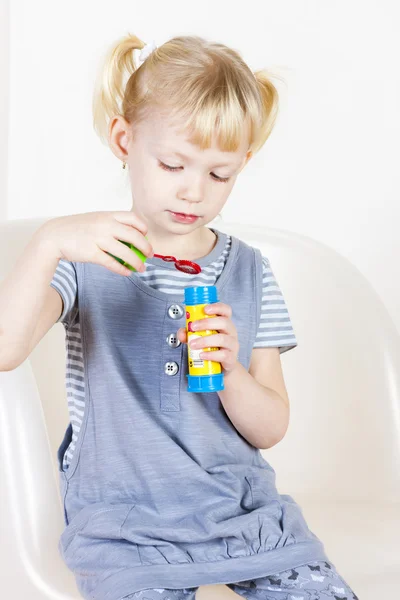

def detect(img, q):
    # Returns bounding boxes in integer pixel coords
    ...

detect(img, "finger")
[113,211,148,236]
[113,223,154,258]
[189,333,235,352]
[203,302,232,318]
[198,349,234,365]
[93,246,133,276]
[177,328,187,343]
[191,317,235,336]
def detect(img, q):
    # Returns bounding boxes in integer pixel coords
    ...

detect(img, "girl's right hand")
[36,211,154,276]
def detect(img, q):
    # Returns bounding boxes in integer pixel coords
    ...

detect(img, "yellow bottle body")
[186,304,222,376]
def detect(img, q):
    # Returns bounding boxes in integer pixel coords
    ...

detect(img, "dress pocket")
[247,474,297,550]
[247,474,282,514]
[59,502,140,565]
[58,502,142,600]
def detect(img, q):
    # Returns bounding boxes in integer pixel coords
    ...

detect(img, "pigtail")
[252,70,280,153]
[92,33,144,145]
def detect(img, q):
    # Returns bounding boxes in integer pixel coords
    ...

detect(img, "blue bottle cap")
[184,285,218,306]
[187,373,224,393]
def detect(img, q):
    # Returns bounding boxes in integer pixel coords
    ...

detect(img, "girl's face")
[110,111,252,243]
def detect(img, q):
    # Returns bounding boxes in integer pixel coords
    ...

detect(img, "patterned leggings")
[122,560,359,600]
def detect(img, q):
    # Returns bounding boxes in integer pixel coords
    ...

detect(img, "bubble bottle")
[184,285,225,393]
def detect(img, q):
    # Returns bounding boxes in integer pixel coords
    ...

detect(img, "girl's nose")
[178,175,206,203]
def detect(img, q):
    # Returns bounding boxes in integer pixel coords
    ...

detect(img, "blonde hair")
[93,33,281,155]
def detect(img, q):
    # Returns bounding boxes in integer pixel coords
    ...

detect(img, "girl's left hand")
[176,302,240,373]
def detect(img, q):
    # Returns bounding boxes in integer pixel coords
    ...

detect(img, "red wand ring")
[153,254,202,274]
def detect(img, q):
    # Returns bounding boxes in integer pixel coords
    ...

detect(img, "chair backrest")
[1,217,400,504]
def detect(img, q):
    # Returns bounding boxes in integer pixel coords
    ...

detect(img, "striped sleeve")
[49,259,78,327]
[254,256,298,354]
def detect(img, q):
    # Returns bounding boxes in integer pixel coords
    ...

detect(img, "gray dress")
[56,229,328,600]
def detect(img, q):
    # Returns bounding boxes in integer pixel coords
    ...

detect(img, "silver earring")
[122,162,126,169]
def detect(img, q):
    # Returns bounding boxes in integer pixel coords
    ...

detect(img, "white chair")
[0,217,399,600]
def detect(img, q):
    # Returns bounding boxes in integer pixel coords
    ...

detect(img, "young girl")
[0,33,358,600]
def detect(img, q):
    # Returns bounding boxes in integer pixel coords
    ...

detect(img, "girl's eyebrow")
[154,145,240,168]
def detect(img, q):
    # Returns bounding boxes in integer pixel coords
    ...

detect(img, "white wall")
[1,0,399,332]
[0,0,10,221]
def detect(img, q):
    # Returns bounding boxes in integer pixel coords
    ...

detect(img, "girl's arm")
[0,228,62,371]
[218,348,290,449]
[178,301,290,449]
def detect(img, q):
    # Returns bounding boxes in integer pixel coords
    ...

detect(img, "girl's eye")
[159,161,230,183]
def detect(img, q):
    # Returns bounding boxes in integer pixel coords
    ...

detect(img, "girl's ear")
[109,115,131,162]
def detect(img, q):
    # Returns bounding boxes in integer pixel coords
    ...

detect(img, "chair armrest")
[0,361,80,598]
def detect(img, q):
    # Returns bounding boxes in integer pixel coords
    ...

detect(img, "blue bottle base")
[187,373,224,393]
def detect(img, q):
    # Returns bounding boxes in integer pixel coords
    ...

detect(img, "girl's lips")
[168,211,201,223]
[169,211,199,217]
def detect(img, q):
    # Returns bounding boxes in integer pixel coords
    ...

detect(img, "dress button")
[167,304,185,319]
[166,333,181,348]
[164,361,179,376]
